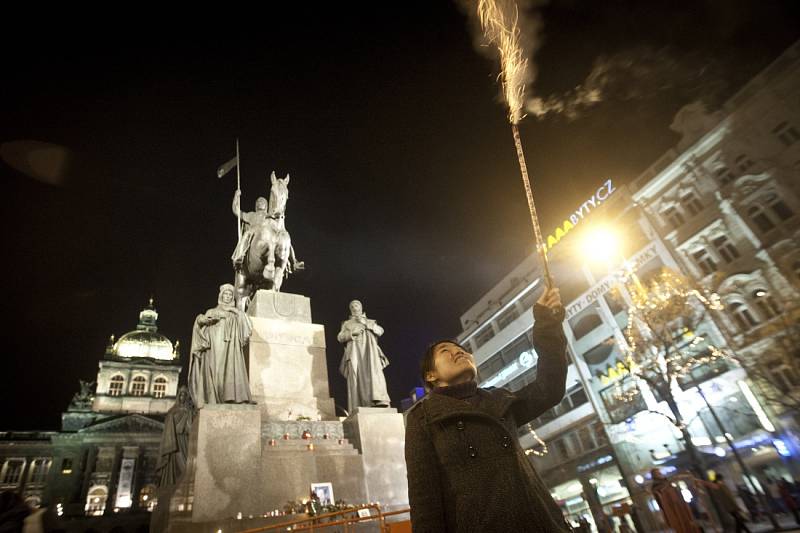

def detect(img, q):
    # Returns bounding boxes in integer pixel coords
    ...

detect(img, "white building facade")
[454,41,800,532]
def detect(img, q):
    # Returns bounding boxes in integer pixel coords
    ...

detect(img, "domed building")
[93,299,182,416]
[0,299,184,531]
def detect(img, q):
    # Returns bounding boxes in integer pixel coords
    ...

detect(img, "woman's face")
[221,289,234,304]
[427,342,477,387]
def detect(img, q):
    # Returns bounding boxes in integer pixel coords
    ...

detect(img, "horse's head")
[268,171,290,216]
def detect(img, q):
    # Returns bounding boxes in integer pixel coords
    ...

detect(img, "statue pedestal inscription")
[247,290,336,421]
[343,407,409,509]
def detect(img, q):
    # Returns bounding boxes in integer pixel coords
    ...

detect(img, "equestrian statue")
[231,171,304,309]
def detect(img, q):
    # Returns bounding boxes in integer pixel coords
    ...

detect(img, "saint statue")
[155,386,193,487]
[189,284,253,407]
[337,300,390,413]
[231,191,269,270]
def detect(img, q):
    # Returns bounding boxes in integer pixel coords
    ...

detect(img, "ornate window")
[108,375,125,397]
[711,235,740,263]
[130,376,147,397]
[765,194,794,221]
[662,205,685,230]
[27,458,51,485]
[772,121,800,147]
[85,486,108,516]
[752,290,780,320]
[0,459,25,486]
[766,359,800,393]
[691,248,717,276]
[748,205,775,233]
[153,377,168,398]
[730,302,759,331]
[735,154,755,173]
[139,484,157,512]
[715,167,736,185]
[680,192,703,217]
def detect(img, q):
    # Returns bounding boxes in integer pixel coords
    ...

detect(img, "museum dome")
[110,299,177,362]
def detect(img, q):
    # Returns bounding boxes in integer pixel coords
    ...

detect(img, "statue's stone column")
[247,290,336,421]
[343,407,408,509]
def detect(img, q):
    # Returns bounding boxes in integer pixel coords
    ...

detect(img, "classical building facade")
[0,300,182,531]
[454,40,800,531]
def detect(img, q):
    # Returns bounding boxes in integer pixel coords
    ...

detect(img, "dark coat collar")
[422,386,515,424]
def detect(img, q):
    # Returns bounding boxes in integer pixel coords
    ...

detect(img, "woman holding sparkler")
[405,286,571,532]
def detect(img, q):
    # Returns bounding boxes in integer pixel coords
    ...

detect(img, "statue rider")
[231,190,269,269]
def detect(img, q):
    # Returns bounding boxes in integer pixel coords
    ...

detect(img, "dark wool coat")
[405,303,572,533]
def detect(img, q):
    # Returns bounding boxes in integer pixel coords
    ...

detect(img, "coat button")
[468,445,477,458]
[502,436,512,448]
[456,421,465,430]
[499,417,506,422]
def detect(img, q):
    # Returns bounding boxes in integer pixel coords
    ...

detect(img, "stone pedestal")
[247,290,336,421]
[186,404,262,522]
[156,291,410,532]
[343,407,409,509]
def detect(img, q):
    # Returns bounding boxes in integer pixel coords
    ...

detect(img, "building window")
[715,167,736,185]
[108,375,125,397]
[662,206,685,230]
[735,154,755,173]
[766,359,800,393]
[85,486,108,516]
[752,290,780,319]
[569,311,603,340]
[130,376,147,396]
[691,248,717,276]
[570,387,589,408]
[593,421,609,447]
[711,235,740,263]
[765,194,794,221]
[772,121,800,147]
[478,354,504,380]
[27,459,51,485]
[497,307,519,330]
[748,205,776,233]
[731,302,759,331]
[139,484,158,512]
[1,459,25,486]
[680,192,703,217]
[60,458,73,474]
[474,327,494,349]
[153,377,168,399]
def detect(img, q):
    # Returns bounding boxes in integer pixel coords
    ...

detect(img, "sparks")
[477,0,530,124]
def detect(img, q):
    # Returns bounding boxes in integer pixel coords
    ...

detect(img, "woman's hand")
[536,287,562,311]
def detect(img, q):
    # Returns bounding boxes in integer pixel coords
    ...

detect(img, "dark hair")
[420,339,468,390]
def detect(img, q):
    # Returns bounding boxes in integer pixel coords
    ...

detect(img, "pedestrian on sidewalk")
[708,475,751,533]
[778,478,800,525]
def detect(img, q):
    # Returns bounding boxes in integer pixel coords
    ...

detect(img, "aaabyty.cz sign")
[543,179,616,251]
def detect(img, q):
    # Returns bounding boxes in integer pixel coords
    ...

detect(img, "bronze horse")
[233,172,303,308]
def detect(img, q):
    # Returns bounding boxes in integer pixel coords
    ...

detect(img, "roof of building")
[108,299,177,362]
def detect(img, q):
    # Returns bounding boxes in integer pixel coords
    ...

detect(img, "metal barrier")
[239,504,411,533]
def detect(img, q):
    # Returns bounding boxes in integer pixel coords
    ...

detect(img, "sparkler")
[477,0,553,287]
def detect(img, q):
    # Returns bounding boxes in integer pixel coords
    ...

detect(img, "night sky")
[2,2,798,430]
